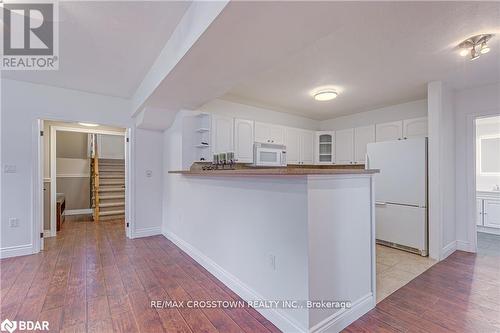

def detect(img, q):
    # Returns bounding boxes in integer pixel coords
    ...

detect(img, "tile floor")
[376,244,436,303]
[477,232,500,256]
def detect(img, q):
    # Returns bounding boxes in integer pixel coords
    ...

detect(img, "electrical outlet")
[9,218,19,227]
[268,254,276,271]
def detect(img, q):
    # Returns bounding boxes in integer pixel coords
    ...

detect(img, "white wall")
[201,99,320,130]
[1,79,163,256]
[455,82,500,249]
[320,99,427,130]
[163,112,309,331]
[98,134,125,159]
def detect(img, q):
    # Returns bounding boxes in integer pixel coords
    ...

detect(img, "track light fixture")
[458,34,494,61]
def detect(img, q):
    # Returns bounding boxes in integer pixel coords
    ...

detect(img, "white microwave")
[253,143,287,167]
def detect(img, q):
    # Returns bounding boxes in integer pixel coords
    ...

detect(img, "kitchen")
[165,97,432,331]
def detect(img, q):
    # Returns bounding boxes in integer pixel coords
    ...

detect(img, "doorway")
[475,115,500,255]
[37,120,130,251]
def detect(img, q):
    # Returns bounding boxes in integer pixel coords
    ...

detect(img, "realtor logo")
[0,319,17,333]
[1,1,59,70]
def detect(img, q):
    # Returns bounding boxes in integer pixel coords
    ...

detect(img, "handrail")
[92,150,100,223]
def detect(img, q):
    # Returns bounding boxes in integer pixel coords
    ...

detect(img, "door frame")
[466,112,500,254]
[33,119,134,253]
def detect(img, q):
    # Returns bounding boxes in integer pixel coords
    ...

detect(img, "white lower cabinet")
[484,199,500,229]
[286,128,314,165]
[335,128,354,164]
[477,199,484,226]
[477,194,500,231]
[234,118,254,163]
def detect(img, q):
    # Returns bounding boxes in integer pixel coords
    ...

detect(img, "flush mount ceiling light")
[78,122,99,127]
[313,90,338,101]
[458,34,494,60]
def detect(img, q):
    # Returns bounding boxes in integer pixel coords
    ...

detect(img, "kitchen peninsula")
[165,166,378,332]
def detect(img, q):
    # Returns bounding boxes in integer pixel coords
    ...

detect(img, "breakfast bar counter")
[165,166,378,332]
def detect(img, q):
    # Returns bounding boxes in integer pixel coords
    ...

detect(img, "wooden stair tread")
[100,209,125,216]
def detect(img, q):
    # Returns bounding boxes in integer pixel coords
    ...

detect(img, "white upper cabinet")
[376,121,403,142]
[403,117,428,138]
[286,128,314,165]
[286,127,301,164]
[300,130,314,164]
[315,131,335,164]
[255,122,285,144]
[335,128,354,164]
[211,115,234,154]
[234,118,254,163]
[354,125,375,164]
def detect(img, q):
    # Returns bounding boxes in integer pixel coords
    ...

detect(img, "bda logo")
[0,319,17,333]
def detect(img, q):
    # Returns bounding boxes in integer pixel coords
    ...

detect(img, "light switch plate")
[9,218,19,227]
[4,165,17,173]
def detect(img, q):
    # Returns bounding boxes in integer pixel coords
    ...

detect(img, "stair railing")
[92,136,100,223]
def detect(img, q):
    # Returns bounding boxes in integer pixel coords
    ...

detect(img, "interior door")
[335,128,354,164]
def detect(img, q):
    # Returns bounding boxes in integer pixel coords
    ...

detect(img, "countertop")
[169,168,379,176]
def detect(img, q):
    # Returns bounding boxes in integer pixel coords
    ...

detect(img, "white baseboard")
[441,241,457,259]
[44,229,55,238]
[133,227,162,238]
[165,230,367,333]
[0,244,33,259]
[310,293,375,333]
[456,240,473,252]
[64,208,92,216]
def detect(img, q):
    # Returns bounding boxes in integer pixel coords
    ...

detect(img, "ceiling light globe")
[459,49,469,57]
[480,43,490,54]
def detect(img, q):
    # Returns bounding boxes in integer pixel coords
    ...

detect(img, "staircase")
[92,158,125,221]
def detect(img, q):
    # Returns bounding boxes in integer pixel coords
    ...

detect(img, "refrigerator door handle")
[375,201,387,206]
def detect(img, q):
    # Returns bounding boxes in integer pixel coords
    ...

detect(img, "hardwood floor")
[344,250,500,332]
[0,216,281,333]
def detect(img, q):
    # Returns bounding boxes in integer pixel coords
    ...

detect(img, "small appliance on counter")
[253,143,287,167]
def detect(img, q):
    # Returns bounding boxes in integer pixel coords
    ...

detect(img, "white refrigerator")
[367,137,428,256]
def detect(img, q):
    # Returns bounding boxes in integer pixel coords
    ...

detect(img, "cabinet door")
[335,128,354,164]
[254,122,269,143]
[484,199,500,229]
[269,124,285,144]
[376,121,403,142]
[477,199,483,226]
[300,130,314,165]
[286,127,301,164]
[354,125,375,164]
[315,131,335,164]
[212,115,234,154]
[234,119,254,163]
[403,117,428,138]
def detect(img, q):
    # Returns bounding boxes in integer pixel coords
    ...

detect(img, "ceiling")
[2,1,191,98]
[221,2,500,120]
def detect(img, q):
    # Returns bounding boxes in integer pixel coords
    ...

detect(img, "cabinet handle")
[404,137,408,140]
